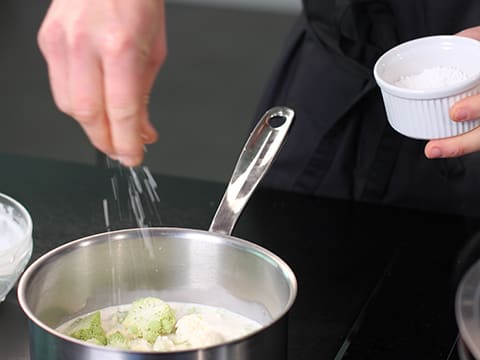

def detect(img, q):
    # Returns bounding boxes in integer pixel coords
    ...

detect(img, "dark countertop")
[1,153,479,360]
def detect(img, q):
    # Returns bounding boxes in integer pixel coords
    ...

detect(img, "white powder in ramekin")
[394,66,471,90]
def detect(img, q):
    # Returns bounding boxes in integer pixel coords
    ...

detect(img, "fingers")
[422,26,480,160]
[138,35,166,146]
[140,108,159,145]
[451,25,480,123]
[39,18,116,158]
[143,30,167,96]
[69,32,114,156]
[450,94,480,123]
[137,38,166,146]
[425,126,480,158]
[38,0,166,167]
[102,29,151,166]
[38,21,70,113]
[425,93,480,159]
[101,24,165,166]
[40,19,159,166]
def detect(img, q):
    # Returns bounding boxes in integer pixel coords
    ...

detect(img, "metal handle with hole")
[209,106,295,235]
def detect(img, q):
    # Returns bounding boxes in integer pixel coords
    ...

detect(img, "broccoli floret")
[67,311,107,345]
[122,297,176,343]
[107,331,129,349]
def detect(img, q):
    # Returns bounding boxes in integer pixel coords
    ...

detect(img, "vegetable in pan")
[59,296,262,352]
[66,311,107,345]
[122,297,176,343]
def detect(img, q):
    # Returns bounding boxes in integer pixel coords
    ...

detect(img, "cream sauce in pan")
[57,301,262,352]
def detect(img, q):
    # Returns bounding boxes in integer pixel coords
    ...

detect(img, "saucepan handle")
[209,106,295,235]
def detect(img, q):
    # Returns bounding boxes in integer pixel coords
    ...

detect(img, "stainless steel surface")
[459,338,476,360]
[209,106,294,235]
[457,259,480,360]
[17,106,297,359]
[19,228,296,359]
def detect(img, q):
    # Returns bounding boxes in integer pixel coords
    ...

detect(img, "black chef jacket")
[256,0,480,217]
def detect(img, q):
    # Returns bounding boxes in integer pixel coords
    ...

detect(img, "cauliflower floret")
[122,297,176,343]
[128,338,152,351]
[107,331,129,349]
[152,335,176,351]
[66,311,107,345]
[116,310,128,323]
[175,314,224,348]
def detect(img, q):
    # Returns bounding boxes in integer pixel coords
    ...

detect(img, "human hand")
[425,26,480,159]
[38,0,166,167]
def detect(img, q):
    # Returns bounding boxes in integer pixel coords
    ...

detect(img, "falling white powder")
[394,66,472,90]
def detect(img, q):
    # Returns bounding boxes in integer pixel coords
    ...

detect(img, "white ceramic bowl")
[373,35,480,139]
[0,193,32,302]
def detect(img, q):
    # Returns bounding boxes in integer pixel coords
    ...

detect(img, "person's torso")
[302,0,480,68]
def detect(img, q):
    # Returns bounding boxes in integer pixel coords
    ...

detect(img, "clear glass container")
[0,192,32,302]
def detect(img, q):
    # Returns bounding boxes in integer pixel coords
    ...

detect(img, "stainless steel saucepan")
[18,107,297,360]
[457,257,480,360]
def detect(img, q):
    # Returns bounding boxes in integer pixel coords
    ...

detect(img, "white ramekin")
[373,35,480,139]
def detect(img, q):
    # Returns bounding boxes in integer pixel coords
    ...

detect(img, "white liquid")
[58,301,262,352]
[0,212,31,301]
[0,214,24,252]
